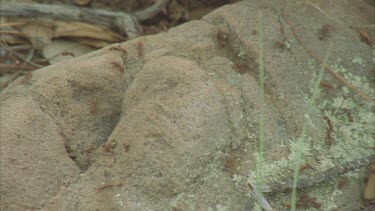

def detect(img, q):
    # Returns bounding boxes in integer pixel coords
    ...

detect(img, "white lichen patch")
[352,57,365,67]
[321,70,375,161]
[284,41,291,49]
[237,47,246,59]
[332,63,347,73]
[308,185,341,210]
[288,138,313,162]
[232,174,243,187]
[246,59,374,210]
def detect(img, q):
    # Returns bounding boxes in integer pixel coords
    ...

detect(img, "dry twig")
[0,41,43,68]
[281,10,375,104]
[0,0,170,38]
[246,178,274,211]
[305,0,343,24]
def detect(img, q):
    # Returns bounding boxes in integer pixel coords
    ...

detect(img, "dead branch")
[0,1,169,38]
[134,0,169,21]
[265,154,375,193]
[0,2,138,37]
[0,64,35,73]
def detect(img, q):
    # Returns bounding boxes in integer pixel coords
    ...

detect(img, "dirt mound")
[1,0,374,210]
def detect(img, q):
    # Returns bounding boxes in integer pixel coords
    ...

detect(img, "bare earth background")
[1,0,374,210]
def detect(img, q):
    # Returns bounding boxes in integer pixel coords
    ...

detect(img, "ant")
[318,24,331,40]
[337,176,348,189]
[216,29,227,48]
[61,51,75,57]
[300,163,313,172]
[123,143,131,152]
[323,114,333,146]
[136,41,144,57]
[102,143,114,153]
[81,145,95,155]
[320,82,334,90]
[90,97,97,114]
[275,41,286,49]
[109,45,127,54]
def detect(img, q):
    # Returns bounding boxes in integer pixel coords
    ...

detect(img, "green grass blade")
[256,10,266,211]
[290,42,334,211]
